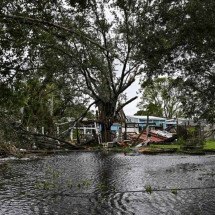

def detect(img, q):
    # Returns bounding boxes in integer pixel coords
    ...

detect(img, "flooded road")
[0,152,215,214]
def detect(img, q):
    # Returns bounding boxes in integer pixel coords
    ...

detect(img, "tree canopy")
[136,0,215,122]
[1,0,215,143]
[0,0,156,141]
[136,77,183,118]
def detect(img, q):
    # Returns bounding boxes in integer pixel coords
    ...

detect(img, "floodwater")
[0,152,215,215]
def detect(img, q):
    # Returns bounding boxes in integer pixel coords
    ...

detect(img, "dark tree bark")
[98,101,117,142]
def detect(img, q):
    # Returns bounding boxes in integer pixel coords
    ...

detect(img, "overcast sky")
[124,77,141,116]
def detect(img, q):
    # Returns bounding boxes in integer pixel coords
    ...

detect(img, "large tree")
[176,68,215,123]
[136,77,183,118]
[136,0,215,122]
[1,0,215,143]
[0,0,155,141]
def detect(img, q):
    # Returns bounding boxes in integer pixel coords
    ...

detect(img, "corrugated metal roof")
[127,115,166,121]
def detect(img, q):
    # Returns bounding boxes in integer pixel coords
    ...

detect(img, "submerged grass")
[145,185,152,194]
[171,189,178,195]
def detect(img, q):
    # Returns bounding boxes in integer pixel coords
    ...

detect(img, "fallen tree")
[0,113,81,154]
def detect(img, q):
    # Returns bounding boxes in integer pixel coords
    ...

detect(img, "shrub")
[179,126,205,151]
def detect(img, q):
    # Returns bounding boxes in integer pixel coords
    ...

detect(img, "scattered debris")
[130,130,177,145]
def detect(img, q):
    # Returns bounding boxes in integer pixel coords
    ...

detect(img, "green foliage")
[137,77,182,118]
[0,0,153,142]
[145,185,152,194]
[187,127,196,136]
[1,0,215,139]
[135,103,163,117]
[176,138,186,146]
[179,126,205,151]
[0,1,93,135]
[136,0,215,122]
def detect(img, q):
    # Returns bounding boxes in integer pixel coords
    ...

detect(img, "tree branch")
[118,7,132,91]
[115,96,137,114]
[1,14,106,51]
[59,99,100,136]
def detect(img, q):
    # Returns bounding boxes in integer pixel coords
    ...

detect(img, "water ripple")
[1,152,215,214]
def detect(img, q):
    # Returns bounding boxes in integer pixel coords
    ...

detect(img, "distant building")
[166,118,198,127]
[111,116,201,134]
[126,115,167,129]
[110,115,167,134]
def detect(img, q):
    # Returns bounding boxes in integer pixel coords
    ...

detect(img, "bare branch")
[115,96,137,114]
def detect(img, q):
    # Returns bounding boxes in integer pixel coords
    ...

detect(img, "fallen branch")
[59,99,99,137]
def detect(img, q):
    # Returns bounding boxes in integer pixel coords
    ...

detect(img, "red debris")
[130,130,174,143]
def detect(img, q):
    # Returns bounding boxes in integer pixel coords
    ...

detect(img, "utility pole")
[146,114,149,139]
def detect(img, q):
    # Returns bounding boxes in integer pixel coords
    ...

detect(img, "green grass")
[89,140,215,153]
[204,140,215,150]
[150,140,215,151]
[150,144,180,149]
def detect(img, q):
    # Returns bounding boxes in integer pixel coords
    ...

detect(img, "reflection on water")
[0,152,215,214]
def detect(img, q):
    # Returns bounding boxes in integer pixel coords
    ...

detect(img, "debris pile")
[129,130,177,145]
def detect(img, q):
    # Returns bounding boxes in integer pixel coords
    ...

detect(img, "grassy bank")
[149,140,215,154]
[91,140,215,155]
[150,144,180,150]
[204,140,215,150]
[1,140,215,157]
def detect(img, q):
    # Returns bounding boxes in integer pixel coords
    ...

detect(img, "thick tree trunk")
[98,101,117,143]
[101,121,112,143]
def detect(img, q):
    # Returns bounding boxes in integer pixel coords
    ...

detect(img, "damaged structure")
[68,115,178,147]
